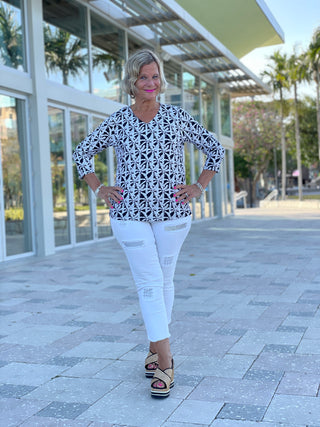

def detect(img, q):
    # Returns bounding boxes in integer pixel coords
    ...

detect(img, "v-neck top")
[73,103,225,222]
[129,103,160,124]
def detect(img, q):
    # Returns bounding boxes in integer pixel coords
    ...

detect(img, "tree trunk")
[280,89,286,200]
[63,69,68,86]
[273,145,278,190]
[252,157,270,207]
[294,83,303,201]
[316,70,320,162]
[252,176,259,207]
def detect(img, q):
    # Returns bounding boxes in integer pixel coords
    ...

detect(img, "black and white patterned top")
[73,103,225,222]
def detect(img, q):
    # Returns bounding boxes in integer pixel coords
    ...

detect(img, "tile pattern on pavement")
[0,206,320,427]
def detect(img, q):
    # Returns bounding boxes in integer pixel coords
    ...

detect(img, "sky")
[240,0,320,97]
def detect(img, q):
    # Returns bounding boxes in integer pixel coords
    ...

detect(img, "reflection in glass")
[48,106,70,247]
[193,148,203,220]
[91,12,125,102]
[43,0,89,91]
[184,144,197,219]
[220,94,231,137]
[183,72,200,121]
[92,116,112,238]
[0,94,32,256]
[201,81,215,218]
[203,183,212,218]
[183,72,199,218]
[0,0,26,70]
[201,81,215,132]
[128,36,145,56]
[164,61,182,107]
[71,112,93,243]
[184,144,191,185]
[225,149,232,214]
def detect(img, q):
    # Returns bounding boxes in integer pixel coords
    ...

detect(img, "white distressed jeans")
[111,216,192,342]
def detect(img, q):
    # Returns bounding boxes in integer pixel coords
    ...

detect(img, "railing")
[264,189,278,201]
[234,191,248,209]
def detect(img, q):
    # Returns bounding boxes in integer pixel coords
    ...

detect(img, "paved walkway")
[1,206,320,427]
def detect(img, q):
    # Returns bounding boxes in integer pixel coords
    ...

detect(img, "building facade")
[0,0,282,262]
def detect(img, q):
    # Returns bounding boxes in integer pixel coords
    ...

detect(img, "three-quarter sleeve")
[72,117,113,179]
[71,104,225,222]
[178,108,225,172]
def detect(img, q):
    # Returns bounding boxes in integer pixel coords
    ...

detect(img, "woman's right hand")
[97,185,123,209]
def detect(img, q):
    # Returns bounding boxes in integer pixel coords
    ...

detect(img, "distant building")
[0,0,283,262]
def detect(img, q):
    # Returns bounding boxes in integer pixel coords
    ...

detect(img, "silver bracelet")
[195,182,205,195]
[94,183,104,197]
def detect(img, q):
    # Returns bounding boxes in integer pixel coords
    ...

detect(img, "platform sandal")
[145,351,158,378]
[150,360,174,398]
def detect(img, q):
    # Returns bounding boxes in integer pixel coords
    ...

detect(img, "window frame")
[0,88,35,261]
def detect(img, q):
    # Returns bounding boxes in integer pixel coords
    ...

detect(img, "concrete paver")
[0,206,319,426]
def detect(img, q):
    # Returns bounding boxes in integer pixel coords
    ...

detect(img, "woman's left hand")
[173,184,203,203]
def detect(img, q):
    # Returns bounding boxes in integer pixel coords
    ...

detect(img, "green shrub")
[5,208,24,221]
[287,194,320,200]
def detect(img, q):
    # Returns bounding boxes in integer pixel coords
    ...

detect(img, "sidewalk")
[1,206,320,427]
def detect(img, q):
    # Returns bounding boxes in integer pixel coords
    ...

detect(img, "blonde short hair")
[122,49,167,98]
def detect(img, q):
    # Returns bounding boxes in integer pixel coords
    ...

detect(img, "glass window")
[128,36,145,56]
[71,112,94,243]
[92,116,112,238]
[193,148,202,219]
[225,148,232,214]
[201,80,215,132]
[48,106,70,247]
[220,93,231,137]
[0,94,32,256]
[127,36,152,103]
[183,71,200,121]
[183,71,199,219]
[203,183,212,218]
[43,0,89,91]
[0,0,26,71]
[184,144,191,186]
[164,60,182,107]
[91,11,125,103]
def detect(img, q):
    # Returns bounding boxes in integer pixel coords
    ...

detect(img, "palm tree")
[0,3,23,68]
[44,24,87,85]
[287,51,310,201]
[307,27,320,162]
[92,50,123,79]
[263,51,289,199]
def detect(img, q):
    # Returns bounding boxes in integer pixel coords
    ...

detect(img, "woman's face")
[134,62,161,101]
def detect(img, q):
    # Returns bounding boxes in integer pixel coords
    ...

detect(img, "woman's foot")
[151,359,174,398]
[150,338,173,390]
[145,351,158,378]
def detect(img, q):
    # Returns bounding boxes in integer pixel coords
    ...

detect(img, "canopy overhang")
[175,0,285,58]
[88,0,284,97]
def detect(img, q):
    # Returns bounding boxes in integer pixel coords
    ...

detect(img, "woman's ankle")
[149,342,157,354]
[151,338,172,369]
[157,354,172,370]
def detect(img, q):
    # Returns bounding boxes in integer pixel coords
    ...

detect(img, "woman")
[73,49,225,398]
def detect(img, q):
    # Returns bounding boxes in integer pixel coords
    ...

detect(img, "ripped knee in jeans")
[164,222,188,231]
[141,287,155,301]
[122,240,144,248]
[163,255,174,265]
